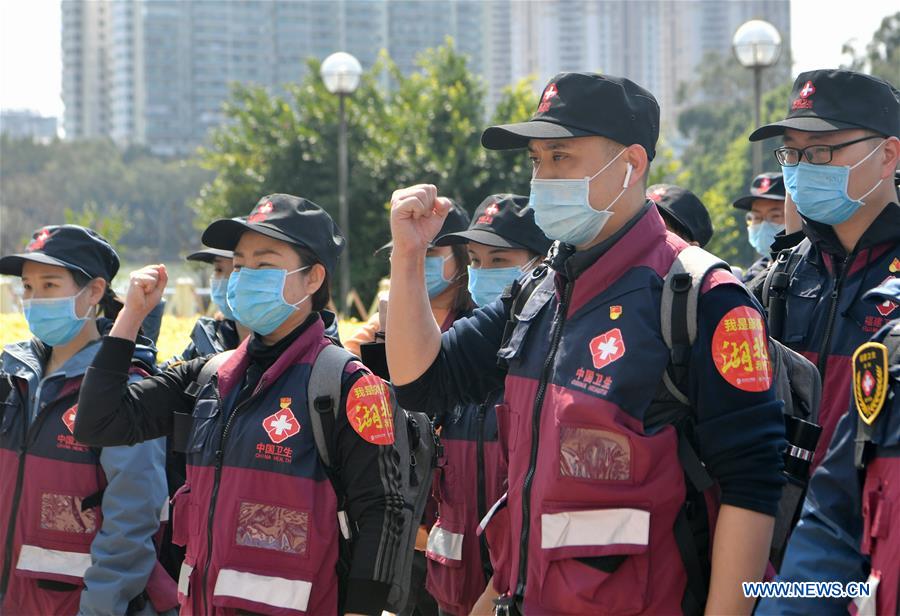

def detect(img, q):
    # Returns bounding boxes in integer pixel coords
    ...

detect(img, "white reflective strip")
[479,492,508,532]
[853,571,879,616]
[160,498,170,522]
[541,508,649,549]
[178,562,193,597]
[214,568,312,612]
[16,544,92,578]
[426,525,464,561]
[338,510,351,540]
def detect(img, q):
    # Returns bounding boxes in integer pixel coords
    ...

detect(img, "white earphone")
[622,163,634,189]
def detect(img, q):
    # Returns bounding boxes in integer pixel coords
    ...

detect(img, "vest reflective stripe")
[852,571,880,616]
[213,568,312,612]
[16,544,92,578]
[178,562,193,597]
[541,508,650,549]
[160,498,170,523]
[426,525,464,561]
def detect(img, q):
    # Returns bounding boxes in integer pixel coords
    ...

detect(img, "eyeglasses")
[746,211,784,226]
[774,135,884,167]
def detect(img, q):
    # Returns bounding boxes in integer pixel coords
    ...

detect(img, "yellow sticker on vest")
[853,341,889,426]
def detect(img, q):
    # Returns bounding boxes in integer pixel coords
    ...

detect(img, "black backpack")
[658,246,822,574]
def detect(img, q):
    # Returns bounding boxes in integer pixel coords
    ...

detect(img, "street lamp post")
[321,51,362,315]
[732,19,783,177]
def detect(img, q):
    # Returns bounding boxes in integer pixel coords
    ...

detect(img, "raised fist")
[389,184,453,256]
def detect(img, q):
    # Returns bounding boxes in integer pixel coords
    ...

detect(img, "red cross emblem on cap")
[263,398,301,444]
[799,81,816,99]
[648,188,666,203]
[62,405,77,435]
[248,200,274,223]
[542,84,558,102]
[477,202,500,224]
[27,228,52,252]
[589,328,626,370]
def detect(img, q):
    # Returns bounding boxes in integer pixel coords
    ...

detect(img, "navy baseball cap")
[202,194,345,275]
[435,194,552,256]
[186,248,234,264]
[0,225,119,281]
[750,69,900,141]
[482,72,660,161]
[376,200,470,255]
[647,185,714,247]
[732,173,787,211]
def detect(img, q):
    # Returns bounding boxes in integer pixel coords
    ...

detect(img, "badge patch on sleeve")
[853,341,888,426]
[711,306,771,392]
[346,374,395,445]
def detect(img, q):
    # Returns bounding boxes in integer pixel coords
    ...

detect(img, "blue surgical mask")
[529,149,629,246]
[747,221,785,256]
[467,262,534,307]
[209,277,235,321]
[782,141,885,226]
[425,255,453,298]
[23,289,89,346]
[226,266,310,335]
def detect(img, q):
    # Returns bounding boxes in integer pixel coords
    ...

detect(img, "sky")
[0,0,897,119]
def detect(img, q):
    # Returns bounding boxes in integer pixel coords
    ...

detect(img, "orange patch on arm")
[346,373,395,445]
[711,306,772,392]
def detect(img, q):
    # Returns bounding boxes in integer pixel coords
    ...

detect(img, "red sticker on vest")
[711,306,772,392]
[62,405,77,434]
[346,374,395,445]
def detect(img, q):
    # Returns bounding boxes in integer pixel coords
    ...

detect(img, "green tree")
[64,201,132,248]
[676,51,793,265]
[842,11,900,83]
[195,41,537,308]
[0,137,208,260]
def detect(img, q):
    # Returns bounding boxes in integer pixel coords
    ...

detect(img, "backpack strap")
[307,343,356,539]
[660,245,731,405]
[172,351,234,453]
[184,350,234,395]
[762,244,806,340]
[659,246,732,615]
[498,264,549,370]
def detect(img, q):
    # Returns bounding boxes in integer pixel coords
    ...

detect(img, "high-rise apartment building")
[62,0,791,154]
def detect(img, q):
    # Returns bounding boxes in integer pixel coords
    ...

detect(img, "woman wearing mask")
[73,194,405,616]
[180,248,251,359]
[0,225,172,616]
[425,195,550,616]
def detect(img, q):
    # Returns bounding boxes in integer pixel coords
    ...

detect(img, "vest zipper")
[515,280,573,599]
[475,401,491,579]
[200,378,266,615]
[816,253,854,378]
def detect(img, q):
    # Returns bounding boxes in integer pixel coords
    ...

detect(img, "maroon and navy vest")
[172,319,359,615]
[780,238,900,470]
[480,208,738,614]
[0,343,153,615]
[426,390,505,615]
